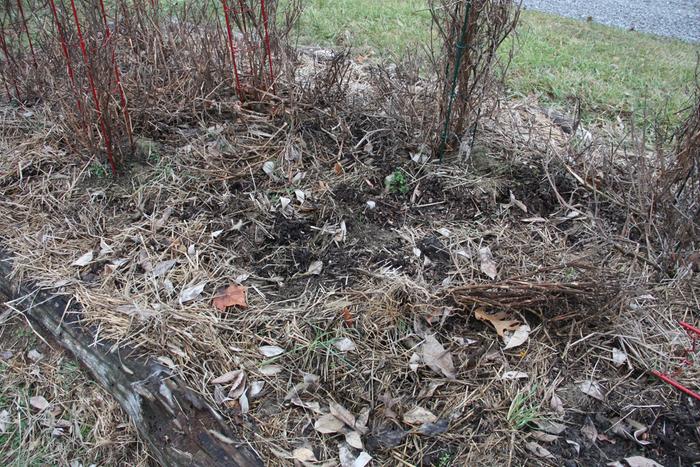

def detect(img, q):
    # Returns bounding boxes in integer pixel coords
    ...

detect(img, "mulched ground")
[1,49,698,466]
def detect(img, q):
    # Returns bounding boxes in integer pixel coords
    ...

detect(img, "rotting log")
[0,250,262,467]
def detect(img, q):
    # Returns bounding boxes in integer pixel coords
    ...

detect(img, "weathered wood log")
[0,250,262,467]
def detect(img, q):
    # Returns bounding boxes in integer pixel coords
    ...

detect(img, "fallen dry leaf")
[212,284,248,311]
[478,246,497,279]
[116,304,158,321]
[211,369,244,385]
[258,365,282,376]
[550,393,565,415]
[71,251,93,267]
[314,413,345,434]
[403,406,437,425]
[418,419,449,436]
[290,396,322,414]
[421,334,456,379]
[0,410,9,433]
[567,439,581,455]
[408,352,421,372]
[581,417,598,445]
[151,259,177,278]
[580,380,605,401]
[292,447,317,463]
[330,402,357,429]
[179,281,206,304]
[612,347,628,367]
[624,456,664,467]
[525,441,555,459]
[306,260,323,275]
[345,431,363,449]
[226,373,247,400]
[474,307,521,337]
[249,381,265,399]
[29,396,50,411]
[27,349,44,362]
[534,420,567,435]
[503,323,530,350]
[98,238,113,257]
[531,431,559,443]
[259,345,285,358]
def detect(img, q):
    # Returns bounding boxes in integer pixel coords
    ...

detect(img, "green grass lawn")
[296,0,699,125]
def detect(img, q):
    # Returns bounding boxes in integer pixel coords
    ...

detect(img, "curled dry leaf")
[402,406,437,425]
[525,441,555,459]
[330,402,357,430]
[249,381,265,399]
[290,396,323,414]
[212,284,248,311]
[579,380,605,401]
[478,246,497,279]
[228,376,247,400]
[259,345,285,358]
[98,238,113,257]
[29,396,50,411]
[421,334,456,379]
[315,413,345,434]
[239,392,249,414]
[211,370,245,385]
[179,282,206,304]
[566,439,581,455]
[71,251,93,267]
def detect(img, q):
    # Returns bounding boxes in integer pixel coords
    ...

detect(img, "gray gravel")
[522,0,700,43]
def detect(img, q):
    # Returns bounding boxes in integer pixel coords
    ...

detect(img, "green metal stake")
[438,0,473,161]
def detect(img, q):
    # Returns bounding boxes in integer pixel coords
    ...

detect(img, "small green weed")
[388,170,409,195]
[435,452,453,467]
[88,161,108,178]
[507,385,540,430]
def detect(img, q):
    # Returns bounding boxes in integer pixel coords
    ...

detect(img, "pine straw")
[1,51,699,465]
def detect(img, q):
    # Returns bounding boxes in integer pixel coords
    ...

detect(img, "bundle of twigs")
[448,265,614,312]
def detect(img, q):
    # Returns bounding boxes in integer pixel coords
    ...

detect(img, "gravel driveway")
[523,0,700,43]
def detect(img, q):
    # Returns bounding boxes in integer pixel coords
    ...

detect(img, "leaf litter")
[2,45,696,467]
